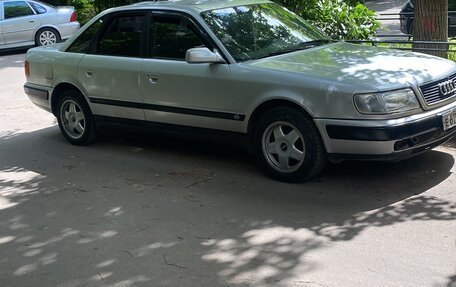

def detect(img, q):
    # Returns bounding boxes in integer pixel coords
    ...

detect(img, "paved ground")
[0,51,455,287]
[365,0,408,36]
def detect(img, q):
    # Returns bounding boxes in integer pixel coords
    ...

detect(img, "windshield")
[201,3,330,62]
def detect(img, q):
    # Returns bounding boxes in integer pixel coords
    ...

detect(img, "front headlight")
[354,88,421,114]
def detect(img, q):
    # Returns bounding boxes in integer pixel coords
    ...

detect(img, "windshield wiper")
[250,39,334,61]
[297,39,333,48]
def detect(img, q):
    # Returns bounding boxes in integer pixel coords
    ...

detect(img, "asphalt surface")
[0,51,455,287]
[365,0,408,36]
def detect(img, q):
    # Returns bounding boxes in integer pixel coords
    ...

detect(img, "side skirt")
[93,115,251,151]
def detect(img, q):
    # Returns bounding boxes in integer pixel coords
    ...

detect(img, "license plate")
[442,109,456,130]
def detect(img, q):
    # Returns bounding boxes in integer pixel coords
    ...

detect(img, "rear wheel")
[253,107,327,182]
[56,91,96,145]
[35,28,61,46]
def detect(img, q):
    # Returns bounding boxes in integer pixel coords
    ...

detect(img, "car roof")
[115,0,272,13]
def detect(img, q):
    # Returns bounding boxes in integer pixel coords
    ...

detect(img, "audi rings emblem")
[438,79,456,96]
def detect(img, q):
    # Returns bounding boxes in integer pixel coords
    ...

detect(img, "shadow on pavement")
[0,48,30,57]
[0,126,455,286]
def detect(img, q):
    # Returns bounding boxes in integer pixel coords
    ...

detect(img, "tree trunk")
[413,0,448,58]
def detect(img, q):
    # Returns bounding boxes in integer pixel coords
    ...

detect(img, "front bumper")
[315,100,456,162]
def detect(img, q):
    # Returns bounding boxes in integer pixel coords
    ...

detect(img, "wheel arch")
[34,25,62,42]
[247,99,314,135]
[51,82,88,117]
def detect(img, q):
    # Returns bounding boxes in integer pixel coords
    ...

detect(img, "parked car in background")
[400,0,456,36]
[24,0,456,182]
[0,0,79,50]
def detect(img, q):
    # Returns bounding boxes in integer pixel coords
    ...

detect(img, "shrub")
[42,0,379,39]
[68,0,96,25]
[274,0,379,40]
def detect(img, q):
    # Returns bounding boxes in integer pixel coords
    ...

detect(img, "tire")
[252,107,327,183]
[56,90,96,146]
[35,28,61,46]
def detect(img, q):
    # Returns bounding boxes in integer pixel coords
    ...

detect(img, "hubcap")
[262,121,306,173]
[60,100,85,140]
[39,31,57,46]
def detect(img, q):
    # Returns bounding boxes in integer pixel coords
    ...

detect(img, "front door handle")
[147,74,159,84]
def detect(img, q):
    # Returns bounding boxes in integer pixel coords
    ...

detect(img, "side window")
[151,14,206,60]
[96,13,146,58]
[67,17,104,53]
[28,2,47,14]
[4,1,34,19]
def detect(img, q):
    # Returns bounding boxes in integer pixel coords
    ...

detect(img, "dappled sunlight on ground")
[0,127,455,286]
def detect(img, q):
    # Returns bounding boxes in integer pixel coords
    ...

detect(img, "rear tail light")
[24,60,30,79]
[70,11,77,22]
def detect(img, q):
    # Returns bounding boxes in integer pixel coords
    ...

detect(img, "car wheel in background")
[35,28,61,46]
[57,90,96,145]
[253,107,327,182]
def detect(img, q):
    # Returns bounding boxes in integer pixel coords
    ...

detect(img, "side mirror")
[186,47,225,64]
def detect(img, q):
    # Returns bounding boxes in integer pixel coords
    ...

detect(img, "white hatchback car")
[0,0,79,50]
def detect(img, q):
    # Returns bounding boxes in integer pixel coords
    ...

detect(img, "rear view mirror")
[186,48,225,64]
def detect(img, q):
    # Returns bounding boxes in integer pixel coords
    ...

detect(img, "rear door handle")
[85,70,93,78]
[29,20,35,23]
[147,74,159,84]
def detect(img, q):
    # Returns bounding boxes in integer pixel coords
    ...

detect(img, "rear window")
[28,1,47,14]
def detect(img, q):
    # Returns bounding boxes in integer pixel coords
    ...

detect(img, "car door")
[1,0,40,45]
[140,12,244,132]
[78,11,147,121]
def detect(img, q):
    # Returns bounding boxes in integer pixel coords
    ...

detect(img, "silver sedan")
[0,0,79,49]
[23,0,456,182]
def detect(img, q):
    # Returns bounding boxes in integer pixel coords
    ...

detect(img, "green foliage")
[274,0,379,40]
[313,0,379,40]
[68,0,95,25]
[42,0,378,39]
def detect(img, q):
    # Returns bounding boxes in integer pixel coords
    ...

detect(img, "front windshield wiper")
[250,39,334,61]
[297,39,334,48]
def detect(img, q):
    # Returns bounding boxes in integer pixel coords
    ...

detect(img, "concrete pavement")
[0,51,455,287]
[365,0,408,36]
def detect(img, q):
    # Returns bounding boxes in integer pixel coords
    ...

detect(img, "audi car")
[23,0,456,182]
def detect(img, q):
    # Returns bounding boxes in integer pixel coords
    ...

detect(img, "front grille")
[419,73,456,105]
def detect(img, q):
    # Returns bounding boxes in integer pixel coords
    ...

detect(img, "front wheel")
[253,107,327,182]
[56,91,96,145]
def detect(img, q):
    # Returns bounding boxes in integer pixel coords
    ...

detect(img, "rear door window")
[67,17,105,53]
[95,13,146,58]
[4,1,35,19]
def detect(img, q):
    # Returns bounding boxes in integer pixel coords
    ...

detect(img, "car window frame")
[87,10,148,58]
[3,0,36,20]
[147,10,229,63]
[28,1,47,14]
[66,15,106,54]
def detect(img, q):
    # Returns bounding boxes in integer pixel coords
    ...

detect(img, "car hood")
[247,42,456,91]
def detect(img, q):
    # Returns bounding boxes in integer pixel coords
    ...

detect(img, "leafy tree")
[41,0,379,40]
[274,0,379,40]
